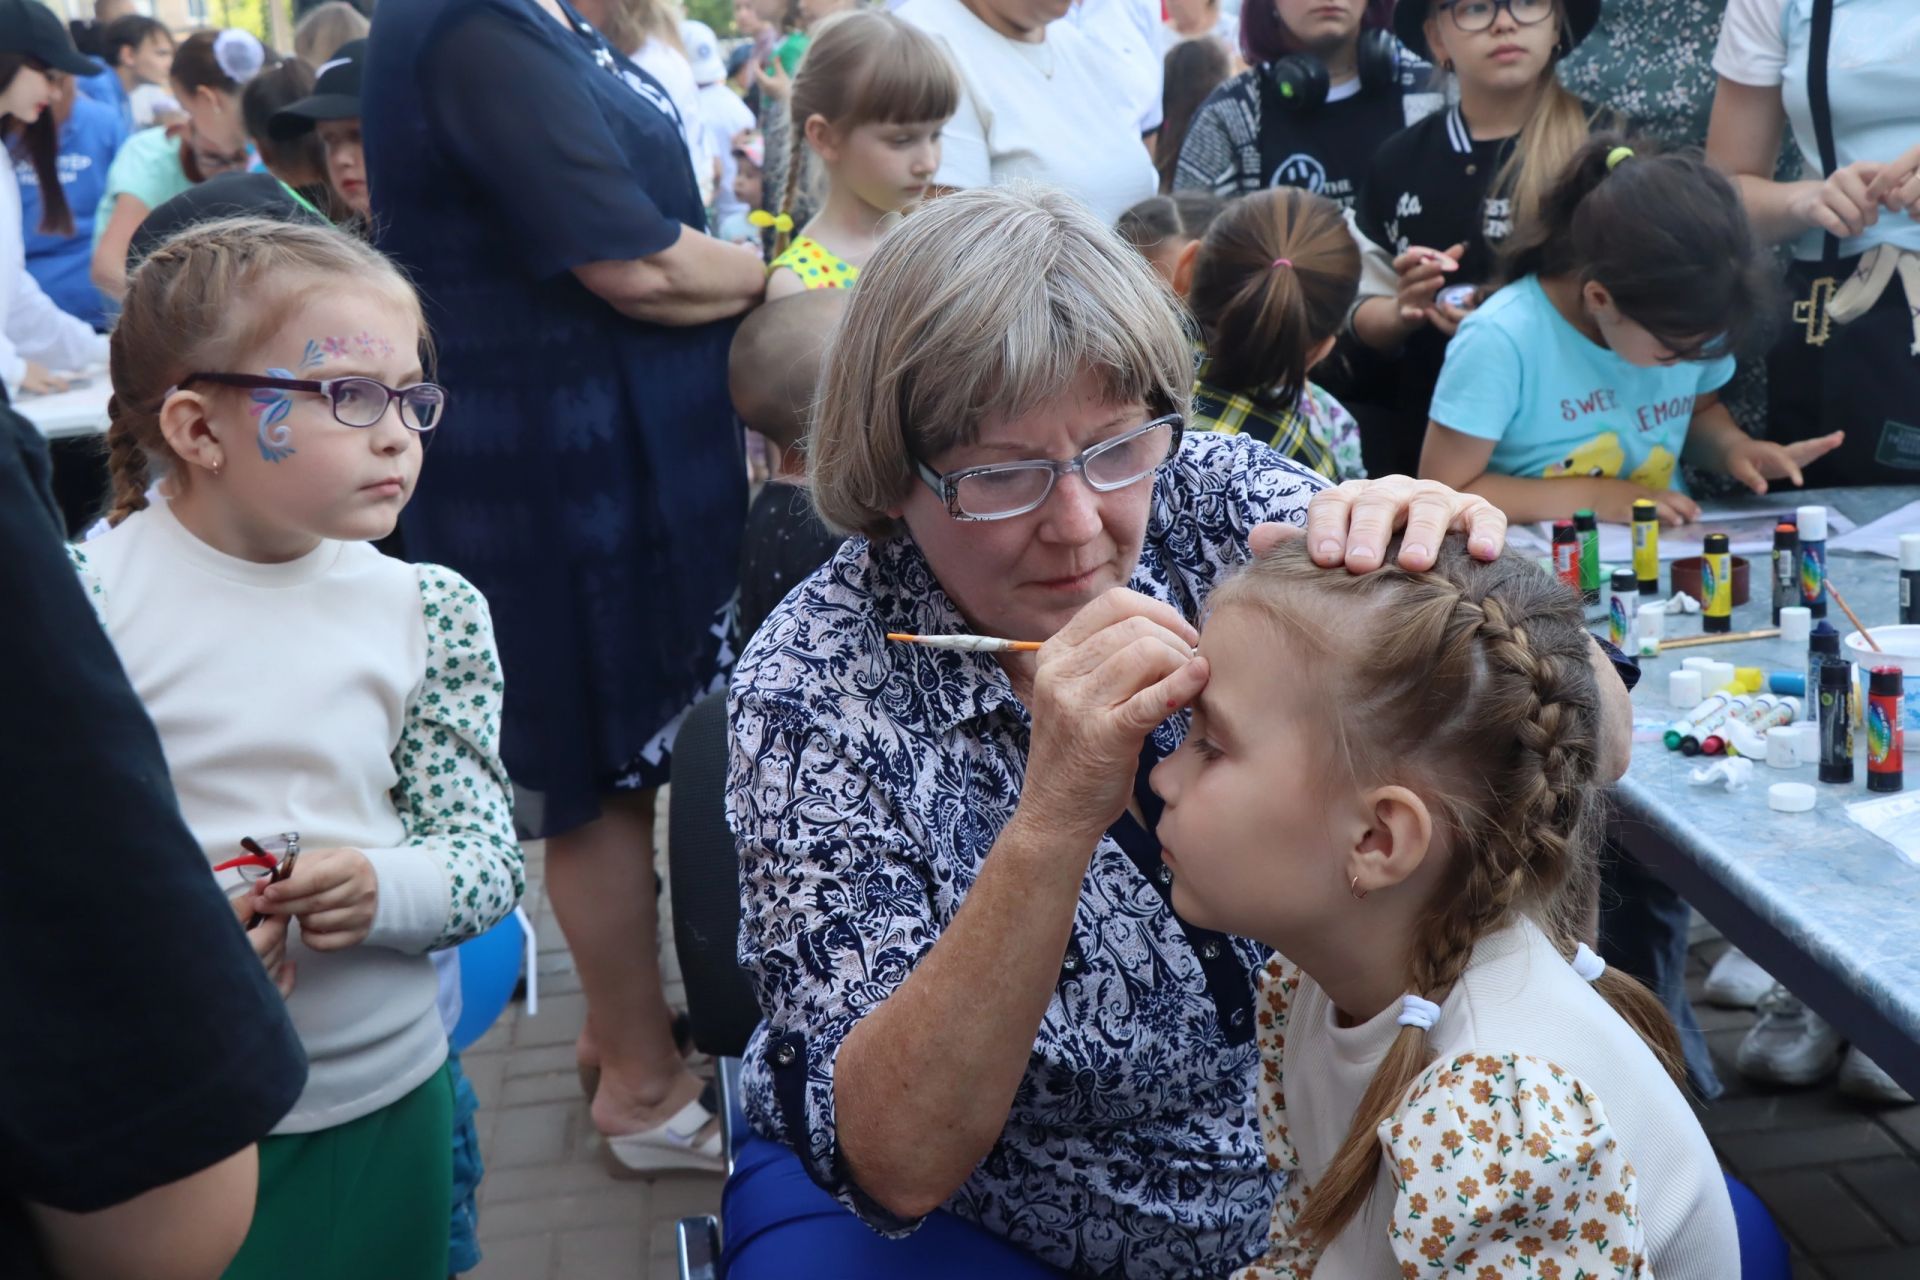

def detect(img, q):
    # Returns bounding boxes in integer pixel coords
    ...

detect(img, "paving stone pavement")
[457,824,1920,1278]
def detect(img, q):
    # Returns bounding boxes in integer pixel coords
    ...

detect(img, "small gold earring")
[1350,875,1369,901]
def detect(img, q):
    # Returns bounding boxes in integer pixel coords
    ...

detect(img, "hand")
[1788,162,1883,239]
[231,894,296,998]
[1581,477,1700,526]
[1587,635,1633,785]
[248,846,379,952]
[1021,589,1207,839]
[1391,242,1466,331]
[1251,475,1507,573]
[1864,142,1920,218]
[1720,432,1844,495]
[753,58,792,102]
[20,363,68,396]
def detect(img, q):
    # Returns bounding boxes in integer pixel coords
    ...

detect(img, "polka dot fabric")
[768,235,859,290]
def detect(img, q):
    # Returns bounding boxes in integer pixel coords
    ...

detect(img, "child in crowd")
[1420,137,1841,525]
[1172,188,1367,482]
[1341,0,1613,477]
[268,39,371,226]
[1153,535,1737,1276]
[764,10,958,298]
[722,129,765,247]
[70,216,523,1280]
[730,289,850,644]
[683,20,755,235]
[1115,189,1222,285]
[242,59,339,220]
[1153,35,1230,194]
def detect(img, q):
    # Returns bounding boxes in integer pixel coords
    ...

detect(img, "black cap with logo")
[268,37,365,140]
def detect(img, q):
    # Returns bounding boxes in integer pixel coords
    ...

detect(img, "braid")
[776,111,804,258]
[103,395,153,527]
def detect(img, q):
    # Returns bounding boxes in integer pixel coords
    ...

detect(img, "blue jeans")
[721,1135,1068,1279]
[1599,841,1724,1101]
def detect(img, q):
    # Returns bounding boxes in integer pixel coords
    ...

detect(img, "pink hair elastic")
[1271,258,1293,269]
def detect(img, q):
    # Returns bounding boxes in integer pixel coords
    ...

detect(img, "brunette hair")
[1155,37,1231,193]
[1500,134,1778,361]
[1186,188,1358,406]
[101,15,169,70]
[1209,535,1684,1247]
[1242,0,1393,67]
[773,9,958,255]
[1115,190,1224,257]
[293,1,369,66]
[0,55,71,235]
[242,59,324,184]
[170,29,267,100]
[104,217,425,526]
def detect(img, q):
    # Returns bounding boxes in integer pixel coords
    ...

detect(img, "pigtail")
[775,131,802,258]
[1497,129,1621,283]
[103,395,153,527]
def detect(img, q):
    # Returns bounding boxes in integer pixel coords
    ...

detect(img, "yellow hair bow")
[1606,146,1635,172]
[748,210,795,233]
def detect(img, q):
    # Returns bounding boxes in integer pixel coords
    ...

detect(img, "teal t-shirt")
[93,126,193,248]
[1429,275,1735,494]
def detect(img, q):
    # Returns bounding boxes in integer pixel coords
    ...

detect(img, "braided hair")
[1208,535,1683,1247]
[104,216,423,526]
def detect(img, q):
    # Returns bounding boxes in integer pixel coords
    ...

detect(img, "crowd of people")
[3,0,1918,1276]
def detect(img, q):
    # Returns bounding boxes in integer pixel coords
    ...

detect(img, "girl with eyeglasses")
[1335,0,1612,478]
[69,216,523,1280]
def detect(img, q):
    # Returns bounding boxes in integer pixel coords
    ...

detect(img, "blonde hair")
[105,217,426,527]
[293,1,369,66]
[808,183,1192,539]
[602,0,686,57]
[773,10,959,255]
[1208,536,1684,1248]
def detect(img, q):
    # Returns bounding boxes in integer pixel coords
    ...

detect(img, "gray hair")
[808,183,1193,540]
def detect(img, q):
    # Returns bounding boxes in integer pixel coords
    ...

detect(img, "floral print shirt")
[726,432,1325,1278]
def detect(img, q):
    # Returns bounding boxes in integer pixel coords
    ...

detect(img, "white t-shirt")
[899,0,1158,225]
[1713,0,1920,259]
[0,158,108,396]
[1061,0,1164,135]
[632,36,715,207]
[699,81,756,222]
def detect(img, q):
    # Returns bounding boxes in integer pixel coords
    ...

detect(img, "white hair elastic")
[214,29,267,85]
[1396,995,1441,1032]
[1572,943,1607,983]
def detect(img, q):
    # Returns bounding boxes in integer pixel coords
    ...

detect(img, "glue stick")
[1797,505,1828,619]
[1609,569,1636,649]
[1575,509,1601,604]
[1633,499,1659,596]
[1702,534,1732,634]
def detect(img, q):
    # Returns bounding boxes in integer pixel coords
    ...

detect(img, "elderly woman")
[725,185,1636,1278]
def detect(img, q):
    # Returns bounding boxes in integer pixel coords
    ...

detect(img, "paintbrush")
[887,632,1044,653]
[1661,628,1782,651]
[1823,580,1881,653]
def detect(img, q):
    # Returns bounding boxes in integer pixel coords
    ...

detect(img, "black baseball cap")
[267,38,365,140]
[0,0,102,76]
[127,172,328,270]
[1393,0,1600,64]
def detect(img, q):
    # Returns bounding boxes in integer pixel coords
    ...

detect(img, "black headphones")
[1265,29,1401,111]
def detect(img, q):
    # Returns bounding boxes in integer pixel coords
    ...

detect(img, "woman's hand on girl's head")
[1864,142,1920,218]
[1020,588,1206,841]
[248,847,379,953]
[231,896,296,998]
[1257,476,1506,574]
[1720,432,1845,496]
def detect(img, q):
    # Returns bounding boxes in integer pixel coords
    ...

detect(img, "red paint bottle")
[1553,520,1580,595]
[1868,667,1905,793]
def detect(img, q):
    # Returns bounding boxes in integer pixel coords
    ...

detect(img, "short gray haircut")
[808,183,1193,540]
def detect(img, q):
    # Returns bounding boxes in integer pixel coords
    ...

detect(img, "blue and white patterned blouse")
[726,432,1326,1278]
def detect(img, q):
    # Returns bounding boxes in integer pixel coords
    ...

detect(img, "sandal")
[602,1092,725,1175]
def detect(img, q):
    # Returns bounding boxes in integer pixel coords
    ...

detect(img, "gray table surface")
[1606,486,1920,1095]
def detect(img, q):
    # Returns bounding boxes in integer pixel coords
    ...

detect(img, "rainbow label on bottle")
[1703,556,1721,605]
[1869,701,1895,764]
[1801,545,1826,605]
[1609,596,1628,647]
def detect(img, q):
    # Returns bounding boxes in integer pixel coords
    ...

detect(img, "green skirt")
[223,1062,454,1280]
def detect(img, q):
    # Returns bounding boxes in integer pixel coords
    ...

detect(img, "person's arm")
[7,249,109,374]
[572,225,767,325]
[1419,420,1699,526]
[29,1149,260,1280]
[762,262,804,301]
[1171,96,1236,195]
[1678,392,1844,495]
[90,193,149,301]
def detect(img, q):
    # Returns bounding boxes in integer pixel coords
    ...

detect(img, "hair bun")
[214,29,267,84]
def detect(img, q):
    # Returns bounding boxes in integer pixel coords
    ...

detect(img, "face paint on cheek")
[250,368,298,463]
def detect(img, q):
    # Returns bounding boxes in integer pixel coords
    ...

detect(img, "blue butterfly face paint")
[248,341,329,462]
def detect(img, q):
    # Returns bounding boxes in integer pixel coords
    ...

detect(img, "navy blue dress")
[365,0,744,837]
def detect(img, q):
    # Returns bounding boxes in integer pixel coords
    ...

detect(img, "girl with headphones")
[1173,0,1438,205]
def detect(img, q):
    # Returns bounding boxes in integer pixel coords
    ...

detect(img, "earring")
[209,459,223,478]
[1350,875,1369,901]
[1442,57,1454,73]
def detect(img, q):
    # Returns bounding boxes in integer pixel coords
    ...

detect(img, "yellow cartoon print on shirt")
[1630,445,1677,491]
[1543,431,1624,479]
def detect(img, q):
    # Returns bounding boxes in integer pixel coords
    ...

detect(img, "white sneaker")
[1837,1048,1916,1105]
[1735,984,1844,1086]
[1704,948,1776,1009]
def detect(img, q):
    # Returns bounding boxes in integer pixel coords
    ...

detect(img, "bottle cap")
[1611,568,1637,591]
[1775,523,1798,546]
[1633,499,1657,517]
[1796,505,1828,541]
[1705,533,1731,553]
[1706,661,1738,693]
[1736,667,1765,693]
[1870,666,1905,696]
[1810,620,1840,655]
[1553,520,1575,540]
[1769,671,1806,696]
[1669,669,1703,708]
[1820,659,1851,689]
[1902,533,1920,571]
[1574,509,1597,531]
[1780,606,1812,645]
[1638,603,1665,640]
[1768,782,1817,812]
[1765,726,1800,768]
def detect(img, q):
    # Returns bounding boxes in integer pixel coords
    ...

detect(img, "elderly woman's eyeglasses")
[178,373,447,434]
[913,414,1183,521]
[1439,0,1554,32]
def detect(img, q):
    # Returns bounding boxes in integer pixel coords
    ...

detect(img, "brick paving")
[457,824,1919,1279]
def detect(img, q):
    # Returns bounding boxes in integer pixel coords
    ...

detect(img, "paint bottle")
[1702,533,1732,634]
[1772,523,1798,626]
[1632,499,1660,596]
[1817,659,1854,784]
[1901,533,1920,625]
[1608,569,1636,649]
[1703,695,1801,755]
[1552,520,1579,594]
[1574,509,1601,604]
[1665,693,1731,751]
[1682,695,1752,756]
[1805,621,1839,721]
[1868,668,1905,793]
[1796,504,1828,619]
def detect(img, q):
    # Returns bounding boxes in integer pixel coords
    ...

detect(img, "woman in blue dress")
[364,0,765,1166]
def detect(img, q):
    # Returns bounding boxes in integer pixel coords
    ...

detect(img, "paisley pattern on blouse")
[1239,959,1651,1280]
[727,432,1325,1278]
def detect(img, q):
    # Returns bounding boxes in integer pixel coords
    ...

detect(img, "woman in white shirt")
[898,0,1157,224]
[0,10,111,398]
[1706,0,1920,487]
[577,0,713,206]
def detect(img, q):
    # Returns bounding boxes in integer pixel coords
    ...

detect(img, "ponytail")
[1501,133,1779,361]
[1491,77,1596,244]
[1186,188,1357,406]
